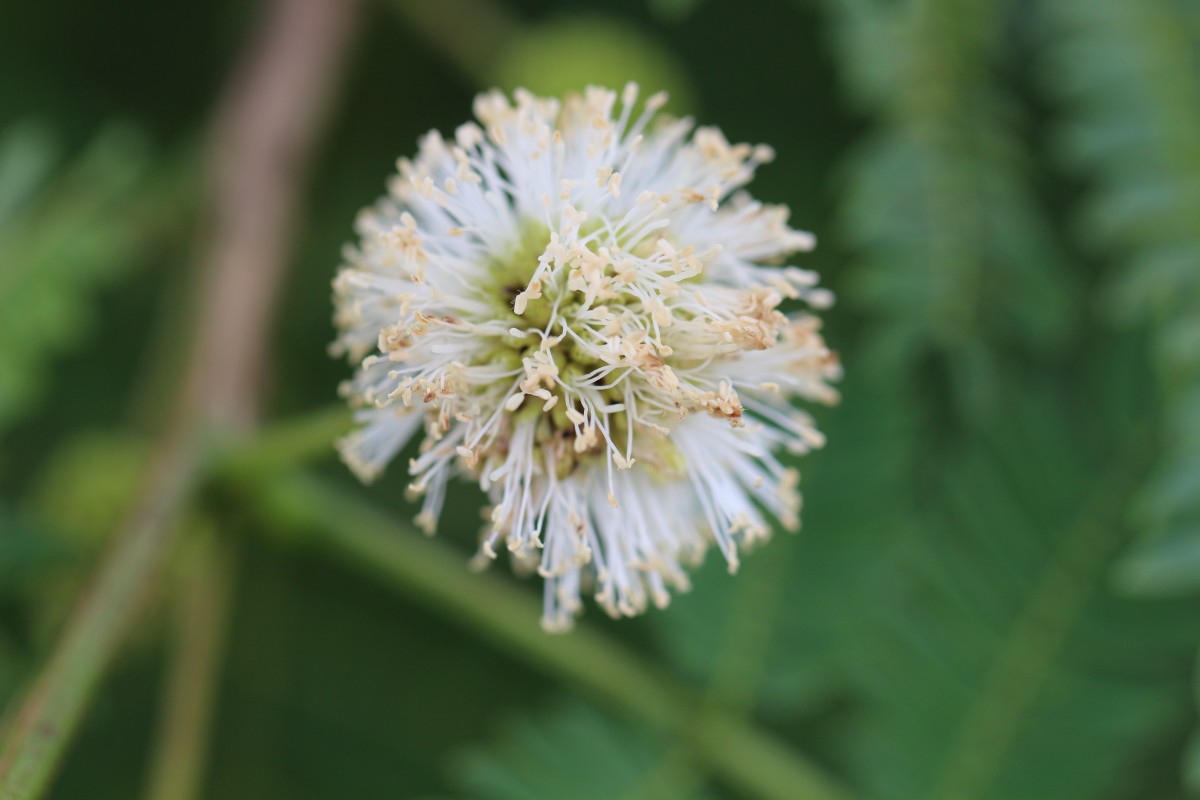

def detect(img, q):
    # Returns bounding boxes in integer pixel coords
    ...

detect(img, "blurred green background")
[3,0,1200,798]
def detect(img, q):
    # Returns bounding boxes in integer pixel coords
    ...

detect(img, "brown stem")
[182,0,358,432]
[0,1,358,796]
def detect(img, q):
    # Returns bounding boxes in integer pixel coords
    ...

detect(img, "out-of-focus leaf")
[647,0,706,23]
[1041,0,1200,585]
[1117,527,1200,595]
[0,503,79,593]
[1188,655,1200,794]
[453,702,716,800]
[491,16,696,114]
[30,431,149,548]
[0,122,59,226]
[24,431,212,648]
[831,386,1200,800]
[1041,8,1200,776]
[823,0,1077,422]
[649,370,914,720]
[0,122,163,437]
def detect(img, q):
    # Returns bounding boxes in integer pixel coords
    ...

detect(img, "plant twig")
[180,0,358,433]
[0,432,202,800]
[143,531,234,800]
[218,405,351,480]
[0,1,358,796]
[249,472,857,800]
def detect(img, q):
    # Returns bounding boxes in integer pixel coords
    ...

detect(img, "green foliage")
[0,504,78,596]
[796,2,1200,796]
[825,0,1075,420]
[1035,2,1200,792]
[3,0,1200,798]
[1039,0,1200,590]
[646,0,706,24]
[0,122,156,437]
[491,16,696,113]
[647,379,906,721]
[30,432,150,547]
[837,391,1197,800]
[453,703,716,800]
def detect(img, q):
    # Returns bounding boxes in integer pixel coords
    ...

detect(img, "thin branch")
[217,405,351,480]
[181,0,359,432]
[143,533,234,800]
[249,472,857,800]
[0,433,201,800]
[0,1,358,796]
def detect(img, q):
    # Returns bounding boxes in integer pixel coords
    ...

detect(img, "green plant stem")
[0,433,205,800]
[143,529,234,800]
[247,471,856,800]
[698,714,851,800]
[0,404,349,800]
[636,528,791,799]
[217,405,350,478]
[0,401,351,800]
[0,0,357,786]
[930,427,1154,800]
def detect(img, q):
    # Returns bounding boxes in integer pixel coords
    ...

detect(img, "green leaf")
[1117,526,1200,595]
[0,122,163,437]
[1040,0,1200,584]
[648,372,915,720]
[822,0,1077,423]
[1188,654,1200,794]
[491,16,696,114]
[0,504,79,594]
[647,0,706,23]
[0,122,60,226]
[453,702,716,800]
[831,387,1200,800]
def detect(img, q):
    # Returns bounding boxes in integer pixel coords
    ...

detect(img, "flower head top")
[333,85,840,630]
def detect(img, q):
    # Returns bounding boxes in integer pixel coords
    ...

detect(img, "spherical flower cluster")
[332,85,840,631]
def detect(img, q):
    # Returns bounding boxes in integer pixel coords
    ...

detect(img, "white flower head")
[332,85,840,631]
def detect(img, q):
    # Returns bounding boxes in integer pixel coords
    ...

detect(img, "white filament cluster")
[332,85,840,630]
